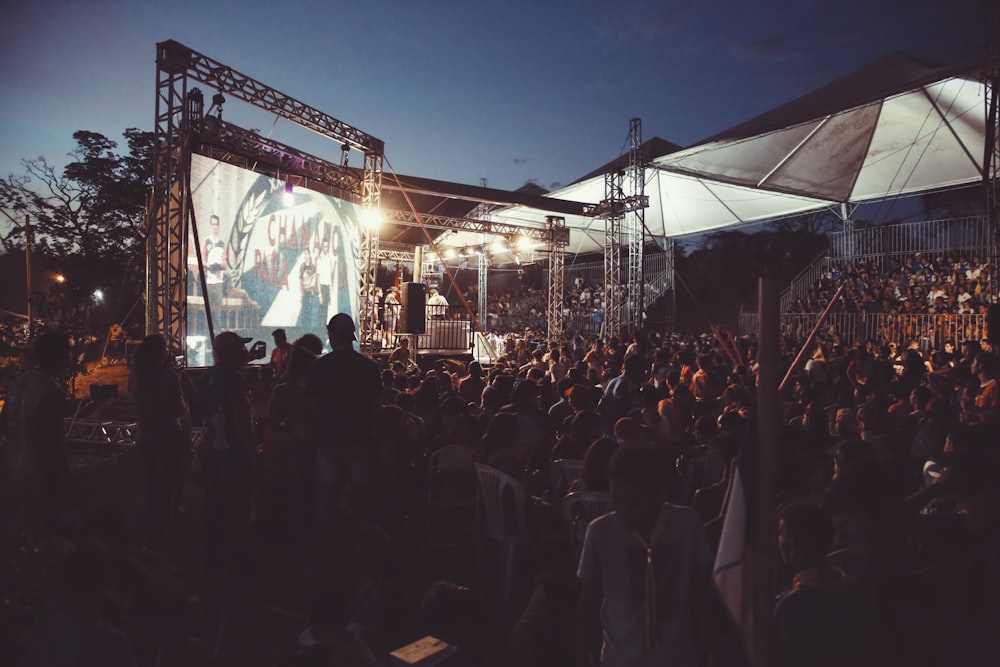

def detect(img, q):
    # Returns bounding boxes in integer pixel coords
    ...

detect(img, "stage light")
[212,93,226,108]
[93,289,104,303]
[444,247,458,260]
[361,207,383,229]
[517,236,534,251]
[54,273,66,284]
[283,182,294,206]
[491,240,506,255]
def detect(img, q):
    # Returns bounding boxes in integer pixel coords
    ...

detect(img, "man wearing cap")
[306,313,383,557]
[202,330,255,572]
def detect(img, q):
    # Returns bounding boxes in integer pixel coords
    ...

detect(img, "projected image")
[187,155,362,365]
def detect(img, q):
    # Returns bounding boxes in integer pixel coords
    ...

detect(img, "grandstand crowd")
[787,252,994,315]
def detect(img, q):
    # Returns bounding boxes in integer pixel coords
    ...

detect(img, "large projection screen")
[187,154,362,366]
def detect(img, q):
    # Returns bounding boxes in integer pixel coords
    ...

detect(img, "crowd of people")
[787,252,995,315]
[2,317,999,665]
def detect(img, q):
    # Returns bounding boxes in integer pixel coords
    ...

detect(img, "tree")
[0,129,154,334]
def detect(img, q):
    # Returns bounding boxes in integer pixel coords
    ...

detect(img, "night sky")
[0,0,986,195]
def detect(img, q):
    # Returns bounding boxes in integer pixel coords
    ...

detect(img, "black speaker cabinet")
[401,282,427,334]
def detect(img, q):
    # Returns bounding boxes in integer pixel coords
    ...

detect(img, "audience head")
[608,445,671,535]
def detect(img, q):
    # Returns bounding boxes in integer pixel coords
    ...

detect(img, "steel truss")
[195,118,361,199]
[546,216,567,342]
[148,40,384,356]
[625,118,645,335]
[382,210,571,245]
[599,119,650,341]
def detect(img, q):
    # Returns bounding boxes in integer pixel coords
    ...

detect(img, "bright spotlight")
[283,182,295,206]
[54,274,66,284]
[92,289,104,303]
[444,247,458,260]
[491,240,506,255]
[517,236,534,251]
[361,207,383,229]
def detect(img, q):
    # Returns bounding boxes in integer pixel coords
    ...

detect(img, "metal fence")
[829,216,990,264]
[738,311,988,350]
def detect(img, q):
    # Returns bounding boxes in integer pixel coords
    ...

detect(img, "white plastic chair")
[549,458,584,500]
[473,463,531,601]
[562,490,614,557]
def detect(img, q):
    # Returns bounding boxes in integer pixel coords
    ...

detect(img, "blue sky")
[0,0,985,194]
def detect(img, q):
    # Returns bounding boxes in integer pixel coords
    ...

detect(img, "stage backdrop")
[187,154,362,365]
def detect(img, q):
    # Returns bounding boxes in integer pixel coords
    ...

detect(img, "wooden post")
[754,276,779,667]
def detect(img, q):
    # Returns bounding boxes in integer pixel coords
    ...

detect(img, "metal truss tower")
[148,40,384,356]
[476,179,489,323]
[546,216,567,342]
[599,119,649,341]
[603,169,624,340]
[625,118,645,335]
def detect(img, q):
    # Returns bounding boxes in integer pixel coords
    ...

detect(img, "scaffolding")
[598,118,649,341]
[546,216,567,341]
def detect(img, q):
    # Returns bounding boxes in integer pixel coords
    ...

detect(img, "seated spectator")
[775,503,878,667]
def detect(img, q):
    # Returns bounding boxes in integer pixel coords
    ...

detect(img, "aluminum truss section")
[382,210,570,245]
[147,51,194,352]
[476,179,490,322]
[157,40,383,155]
[625,118,645,335]
[65,419,138,446]
[546,216,567,342]
[359,152,384,355]
[603,169,624,340]
[195,118,361,200]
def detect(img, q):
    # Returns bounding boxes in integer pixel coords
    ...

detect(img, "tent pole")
[754,276,780,667]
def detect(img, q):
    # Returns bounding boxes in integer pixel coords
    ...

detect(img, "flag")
[712,412,757,653]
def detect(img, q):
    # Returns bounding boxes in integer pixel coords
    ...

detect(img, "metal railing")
[415,304,475,350]
[829,216,990,264]
[738,311,988,350]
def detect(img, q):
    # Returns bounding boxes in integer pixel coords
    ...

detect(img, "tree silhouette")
[0,128,154,333]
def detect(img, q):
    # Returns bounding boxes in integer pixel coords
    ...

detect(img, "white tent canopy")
[442,53,993,255]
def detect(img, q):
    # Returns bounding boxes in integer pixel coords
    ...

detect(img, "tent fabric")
[447,52,991,256]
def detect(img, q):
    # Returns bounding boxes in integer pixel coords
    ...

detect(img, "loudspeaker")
[989,304,1000,344]
[401,282,426,334]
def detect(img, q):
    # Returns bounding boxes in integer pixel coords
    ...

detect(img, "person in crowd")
[129,334,189,549]
[265,341,318,547]
[966,351,1000,424]
[599,354,647,436]
[270,328,293,383]
[775,502,878,667]
[577,444,748,667]
[388,336,411,369]
[307,313,383,565]
[200,330,256,572]
[383,286,401,346]
[427,288,449,318]
[1,331,75,532]
[458,360,486,405]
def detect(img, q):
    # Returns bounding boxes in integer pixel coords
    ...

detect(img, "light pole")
[25,214,33,338]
